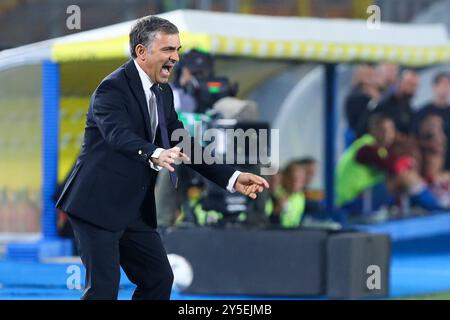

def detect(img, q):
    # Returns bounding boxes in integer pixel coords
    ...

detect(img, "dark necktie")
[151,84,178,188]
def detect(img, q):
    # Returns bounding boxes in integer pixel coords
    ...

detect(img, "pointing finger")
[179,152,190,162]
[249,175,269,188]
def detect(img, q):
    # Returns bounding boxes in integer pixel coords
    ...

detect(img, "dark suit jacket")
[56,60,235,231]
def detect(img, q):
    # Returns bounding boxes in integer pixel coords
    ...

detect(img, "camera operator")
[170,49,214,113]
[156,49,236,227]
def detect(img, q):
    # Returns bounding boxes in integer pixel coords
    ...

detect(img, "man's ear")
[135,44,147,61]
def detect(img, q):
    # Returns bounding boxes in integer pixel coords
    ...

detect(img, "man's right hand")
[150,146,190,172]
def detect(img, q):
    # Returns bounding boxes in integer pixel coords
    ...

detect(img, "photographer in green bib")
[265,161,307,228]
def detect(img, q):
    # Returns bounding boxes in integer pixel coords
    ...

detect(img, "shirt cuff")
[226,171,242,193]
[149,148,165,171]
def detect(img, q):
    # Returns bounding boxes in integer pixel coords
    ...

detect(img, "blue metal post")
[6,60,73,261]
[42,60,60,239]
[324,64,337,214]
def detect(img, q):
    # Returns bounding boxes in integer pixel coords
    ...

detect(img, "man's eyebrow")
[162,45,182,51]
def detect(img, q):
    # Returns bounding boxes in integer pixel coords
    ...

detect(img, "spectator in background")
[174,177,224,226]
[336,113,442,219]
[265,162,307,228]
[345,64,383,137]
[371,70,420,135]
[267,171,283,198]
[293,157,323,213]
[377,63,399,96]
[295,157,317,187]
[418,113,447,180]
[264,171,282,221]
[417,113,450,208]
[292,157,341,229]
[413,72,450,169]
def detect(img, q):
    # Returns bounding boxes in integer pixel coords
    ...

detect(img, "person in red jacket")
[356,113,443,212]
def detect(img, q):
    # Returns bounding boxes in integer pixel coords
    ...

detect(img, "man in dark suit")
[56,15,269,300]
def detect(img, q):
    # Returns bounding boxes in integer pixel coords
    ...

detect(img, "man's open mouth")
[161,63,174,76]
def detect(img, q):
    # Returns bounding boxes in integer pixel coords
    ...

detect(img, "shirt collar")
[133,59,154,92]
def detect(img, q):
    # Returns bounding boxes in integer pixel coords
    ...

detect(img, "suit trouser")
[68,214,174,300]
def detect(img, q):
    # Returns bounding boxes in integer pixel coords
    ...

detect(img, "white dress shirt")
[133,59,240,192]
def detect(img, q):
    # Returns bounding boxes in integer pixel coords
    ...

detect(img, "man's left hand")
[234,173,270,199]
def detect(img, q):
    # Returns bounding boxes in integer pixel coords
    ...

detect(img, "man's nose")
[170,51,180,63]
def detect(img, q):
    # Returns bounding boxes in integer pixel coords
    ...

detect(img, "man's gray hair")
[129,16,179,58]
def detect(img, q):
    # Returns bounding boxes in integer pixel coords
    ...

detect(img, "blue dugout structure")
[0,10,449,260]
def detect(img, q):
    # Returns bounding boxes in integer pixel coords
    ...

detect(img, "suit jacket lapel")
[124,60,153,141]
